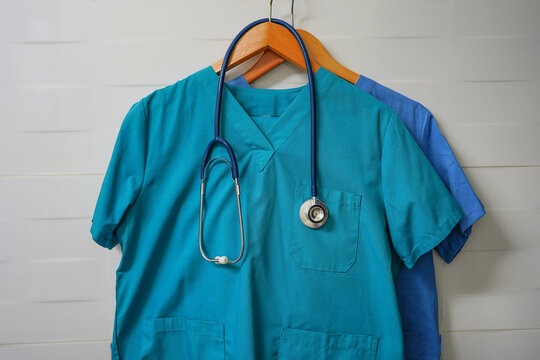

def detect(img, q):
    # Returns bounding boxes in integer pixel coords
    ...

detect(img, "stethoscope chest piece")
[300,197,329,229]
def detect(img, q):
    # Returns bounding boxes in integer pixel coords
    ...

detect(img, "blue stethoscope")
[199,17,328,265]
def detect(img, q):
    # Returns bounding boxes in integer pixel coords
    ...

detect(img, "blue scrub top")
[229,73,485,359]
[91,66,463,360]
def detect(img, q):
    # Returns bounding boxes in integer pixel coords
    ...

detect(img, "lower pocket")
[138,317,225,360]
[277,327,379,360]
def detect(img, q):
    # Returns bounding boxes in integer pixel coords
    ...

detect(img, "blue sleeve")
[421,115,486,263]
[90,99,149,249]
[382,111,463,269]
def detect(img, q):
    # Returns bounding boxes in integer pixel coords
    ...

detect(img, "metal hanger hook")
[291,0,295,28]
[270,0,295,27]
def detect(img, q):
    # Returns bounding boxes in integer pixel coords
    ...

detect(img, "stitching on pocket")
[280,327,379,352]
[289,184,362,273]
[144,316,224,338]
[139,317,226,360]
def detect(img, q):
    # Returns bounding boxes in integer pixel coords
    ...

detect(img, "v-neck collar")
[196,65,337,172]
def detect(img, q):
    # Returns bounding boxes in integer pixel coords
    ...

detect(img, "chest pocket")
[277,327,379,360]
[138,316,225,360]
[289,184,362,273]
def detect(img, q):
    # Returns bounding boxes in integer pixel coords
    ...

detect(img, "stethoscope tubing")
[204,17,318,198]
[198,17,321,265]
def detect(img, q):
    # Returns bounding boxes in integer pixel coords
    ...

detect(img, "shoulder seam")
[420,112,429,149]
[380,109,396,207]
[134,98,150,205]
[382,109,396,148]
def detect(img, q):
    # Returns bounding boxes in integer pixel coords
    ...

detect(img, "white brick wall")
[1,1,539,359]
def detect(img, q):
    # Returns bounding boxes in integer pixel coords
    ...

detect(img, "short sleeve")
[382,111,463,269]
[90,99,148,249]
[421,114,486,263]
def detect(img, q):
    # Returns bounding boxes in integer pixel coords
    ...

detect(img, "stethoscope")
[198,16,328,265]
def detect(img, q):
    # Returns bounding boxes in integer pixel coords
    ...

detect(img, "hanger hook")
[291,0,295,28]
[269,0,295,26]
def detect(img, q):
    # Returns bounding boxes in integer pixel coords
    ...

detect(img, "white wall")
[1,0,539,359]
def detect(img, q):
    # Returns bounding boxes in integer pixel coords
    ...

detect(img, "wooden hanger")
[297,29,359,84]
[242,50,285,83]
[212,21,320,75]
[238,0,359,85]
[241,29,359,85]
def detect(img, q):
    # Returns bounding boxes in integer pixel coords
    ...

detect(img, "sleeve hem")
[459,203,486,234]
[402,205,463,269]
[436,224,470,264]
[437,205,486,264]
[90,223,117,250]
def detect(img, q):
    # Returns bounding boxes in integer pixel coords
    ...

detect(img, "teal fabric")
[90,66,463,360]
[231,73,486,360]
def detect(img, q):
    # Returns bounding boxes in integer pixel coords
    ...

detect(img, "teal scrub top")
[229,73,486,360]
[90,66,463,360]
